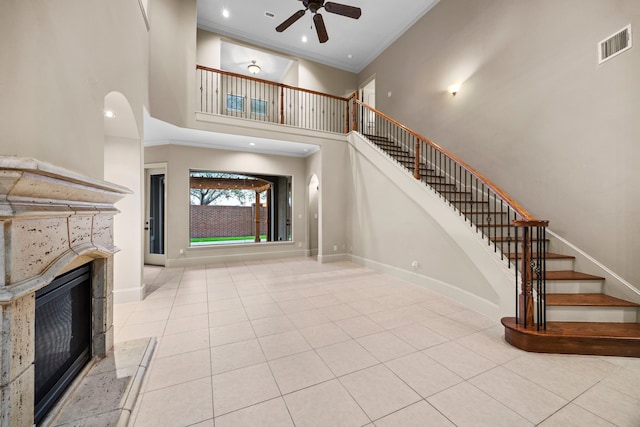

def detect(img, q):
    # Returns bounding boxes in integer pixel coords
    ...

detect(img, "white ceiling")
[198,0,440,73]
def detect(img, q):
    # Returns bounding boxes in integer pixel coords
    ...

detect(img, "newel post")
[414,136,421,180]
[513,219,549,330]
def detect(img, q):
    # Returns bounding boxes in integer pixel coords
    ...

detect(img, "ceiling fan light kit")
[276,0,362,44]
[247,60,261,75]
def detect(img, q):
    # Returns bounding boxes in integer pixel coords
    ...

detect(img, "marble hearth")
[0,156,129,426]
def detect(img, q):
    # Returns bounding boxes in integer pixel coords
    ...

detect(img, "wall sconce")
[448,83,461,96]
[247,60,261,75]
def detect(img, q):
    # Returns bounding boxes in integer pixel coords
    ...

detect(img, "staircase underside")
[502,317,640,357]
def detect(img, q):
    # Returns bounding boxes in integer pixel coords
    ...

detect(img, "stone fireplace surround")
[0,156,129,426]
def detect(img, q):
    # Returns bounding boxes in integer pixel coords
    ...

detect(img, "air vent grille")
[598,24,632,64]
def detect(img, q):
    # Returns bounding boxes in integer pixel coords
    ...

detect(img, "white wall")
[359,0,640,290]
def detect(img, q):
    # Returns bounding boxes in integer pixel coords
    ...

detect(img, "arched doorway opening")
[103,92,145,303]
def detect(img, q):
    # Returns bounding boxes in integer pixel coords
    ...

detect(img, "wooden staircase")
[363,133,640,357]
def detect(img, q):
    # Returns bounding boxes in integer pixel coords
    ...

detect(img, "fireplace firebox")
[34,264,92,424]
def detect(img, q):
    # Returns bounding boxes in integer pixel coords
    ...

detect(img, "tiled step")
[501,317,640,357]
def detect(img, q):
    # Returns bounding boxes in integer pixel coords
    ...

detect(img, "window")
[226,94,245,112]
[251,98,268,116]
[189,171,292,246]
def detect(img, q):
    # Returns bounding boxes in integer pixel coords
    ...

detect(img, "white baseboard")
[113,284,146,304]
[317,253,350,264]
[348,254,500,321]
[165,248,308,267]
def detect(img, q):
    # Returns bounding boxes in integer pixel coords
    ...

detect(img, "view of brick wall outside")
[190,205,268,237]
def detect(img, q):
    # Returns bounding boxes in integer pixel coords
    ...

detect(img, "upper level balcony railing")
[197,65,350,134]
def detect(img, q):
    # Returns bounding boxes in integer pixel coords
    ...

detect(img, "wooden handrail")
[352,98,540,222]
[197,65,349,102]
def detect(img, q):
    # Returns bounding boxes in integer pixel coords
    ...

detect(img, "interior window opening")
[189,170,292,246]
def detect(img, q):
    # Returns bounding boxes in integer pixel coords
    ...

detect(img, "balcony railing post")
[345,96,351,134]
[414,137,421,180]
[352,93,358,132]
[279,85,285,125]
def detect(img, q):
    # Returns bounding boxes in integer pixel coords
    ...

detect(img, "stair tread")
[545,270,602,281]
[462,210,509,215]
[546,293,640,307]
[508,253,575,260]
[502,317,640,339]
[490,235,548,242]
[438,190,471,195]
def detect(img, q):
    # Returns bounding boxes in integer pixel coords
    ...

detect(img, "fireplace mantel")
[0,156,129,426]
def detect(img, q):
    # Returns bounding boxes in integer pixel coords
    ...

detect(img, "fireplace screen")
[34,264,92,424]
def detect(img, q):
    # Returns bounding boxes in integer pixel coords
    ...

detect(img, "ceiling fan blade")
[324,2,362,19]
[313,13,329,43]
[276,9,306,32]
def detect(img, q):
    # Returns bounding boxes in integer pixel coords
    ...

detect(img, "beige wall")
[149,0,197,128]
[297,59,358,98]
[0,0,148,179]
[304,143,350,262]
[360,0,640,289]
[104,135,144,303]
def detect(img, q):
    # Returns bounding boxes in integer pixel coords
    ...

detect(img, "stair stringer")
[347,132,517,320]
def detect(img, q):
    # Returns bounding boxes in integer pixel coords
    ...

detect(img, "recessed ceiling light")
[348,54,353,59]
[249,142,256,146]
[222,9,230,18]
[104,110,116,118]
[303,148,309,152]
[301,35,308,43]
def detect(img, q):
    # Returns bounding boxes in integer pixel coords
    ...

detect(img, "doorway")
[360,77,376,134]
[308,175,319,256]
[144,165,166,265]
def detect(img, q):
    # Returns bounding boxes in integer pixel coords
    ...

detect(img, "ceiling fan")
[276,0,362,44]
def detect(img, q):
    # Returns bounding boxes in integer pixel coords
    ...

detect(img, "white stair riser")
[544,259,575,270]
[546,280,603,294]
[502,258,575,271]
[546,306,638,322]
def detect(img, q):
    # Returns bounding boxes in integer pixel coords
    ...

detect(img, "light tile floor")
[115,258,640,427]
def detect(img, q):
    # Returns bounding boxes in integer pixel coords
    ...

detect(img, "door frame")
[144,163,167,266]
